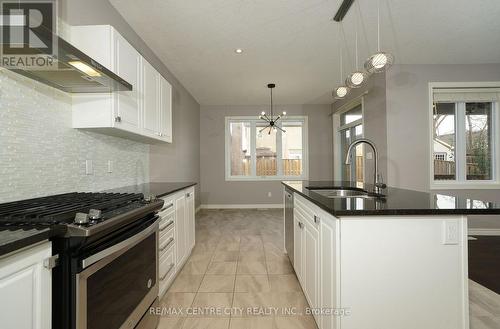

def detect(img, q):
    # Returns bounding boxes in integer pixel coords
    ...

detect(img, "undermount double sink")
[306,187,385,199]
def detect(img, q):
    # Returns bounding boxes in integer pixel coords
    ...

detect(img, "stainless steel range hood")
[1,29,132,93]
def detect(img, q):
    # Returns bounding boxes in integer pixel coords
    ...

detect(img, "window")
[430,84,500,188]
[225,116,308,180]
[334,102,364,184]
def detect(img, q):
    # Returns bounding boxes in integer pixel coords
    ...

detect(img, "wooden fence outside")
[241,158,302,176]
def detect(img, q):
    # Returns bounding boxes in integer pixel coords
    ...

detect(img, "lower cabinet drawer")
[159,247,176,297]
[159,226,175,257]
[159,213,175,239]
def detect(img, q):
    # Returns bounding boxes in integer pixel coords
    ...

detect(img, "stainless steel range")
[0,192,164,329]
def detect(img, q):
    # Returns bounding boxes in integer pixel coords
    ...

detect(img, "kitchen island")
[282,180,500,329]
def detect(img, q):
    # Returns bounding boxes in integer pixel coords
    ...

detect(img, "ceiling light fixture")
[259,83,286,135]
[333,25,350,99]
[364,0,394,73]
[235,48,243,54]
[345,11,368,89]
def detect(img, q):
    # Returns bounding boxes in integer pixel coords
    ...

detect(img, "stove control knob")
[74,213,90,225]
[88,209,102,220]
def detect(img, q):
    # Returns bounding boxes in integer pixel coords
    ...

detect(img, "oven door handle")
[81,219,159,269]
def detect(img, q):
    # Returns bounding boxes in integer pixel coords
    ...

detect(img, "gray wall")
[62,0,201,206]
[200,105,333,205]
[385,64,500,229]
[385,64,500,191]
[333,72,388,183]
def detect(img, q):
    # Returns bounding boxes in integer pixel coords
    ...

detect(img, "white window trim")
[225,116,309,181]
[333,97,365,181]
[428,82,500,189]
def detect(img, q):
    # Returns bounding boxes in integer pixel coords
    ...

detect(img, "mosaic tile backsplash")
[0,70,150,203]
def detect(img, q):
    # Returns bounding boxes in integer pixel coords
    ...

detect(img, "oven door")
[76,219,159,329]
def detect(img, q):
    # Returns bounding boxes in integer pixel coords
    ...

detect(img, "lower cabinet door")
[294,210,304,284]
[159,247,176,297]
[0,242,52,329]
[320,218,340,329]
[175,194,187,266]
[304,220,320,315]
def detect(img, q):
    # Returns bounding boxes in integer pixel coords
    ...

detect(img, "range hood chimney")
[1,27,132,93]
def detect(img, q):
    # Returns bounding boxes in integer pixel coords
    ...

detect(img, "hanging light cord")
[377,0,381,52]
[270,87,273,120]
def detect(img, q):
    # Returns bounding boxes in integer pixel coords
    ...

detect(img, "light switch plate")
[442,220,459,245]
[366,152,373,160]
[107,160,113,173]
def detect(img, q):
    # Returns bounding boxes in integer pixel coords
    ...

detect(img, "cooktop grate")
[0,192,144,225]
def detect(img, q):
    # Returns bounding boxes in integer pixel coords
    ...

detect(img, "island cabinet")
[70,25,172,143]
[292,193,469,329]
[157,186,196,298]
[0,241,52,329]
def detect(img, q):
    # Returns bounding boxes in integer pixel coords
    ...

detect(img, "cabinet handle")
[186,192,191,197]
[314,215,320,224]
[161,263,175,280]
[115,116,121,123]
[298,222,303,229]
[160,220,174,232]
[160,237,174,251]
[160,203,174,212]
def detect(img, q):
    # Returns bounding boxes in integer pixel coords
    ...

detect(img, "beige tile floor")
[158,209,317,329]
[158,209,499,329]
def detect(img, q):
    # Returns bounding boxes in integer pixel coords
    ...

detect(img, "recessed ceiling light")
[234,48,243,54]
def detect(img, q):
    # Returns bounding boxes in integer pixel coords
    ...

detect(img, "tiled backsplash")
[0,70,149,202]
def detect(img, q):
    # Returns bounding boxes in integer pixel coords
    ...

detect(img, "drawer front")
[159,212,175,238]
[158,199,175,217]
[159,247,175,294]
[159,225,175,257]
[295,194,322,227]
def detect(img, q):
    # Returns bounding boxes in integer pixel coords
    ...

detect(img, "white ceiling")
[109,0,500,105]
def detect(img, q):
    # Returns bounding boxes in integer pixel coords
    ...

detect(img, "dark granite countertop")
[0,226,66,258]
[104,182,197,198]
[283,180,500,216]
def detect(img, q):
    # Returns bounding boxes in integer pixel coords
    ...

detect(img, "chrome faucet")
[345,138,386,195]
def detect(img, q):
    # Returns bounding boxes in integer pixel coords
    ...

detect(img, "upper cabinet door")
[114,33,141,131]
[160,76,173,143]
[142,60,160,136]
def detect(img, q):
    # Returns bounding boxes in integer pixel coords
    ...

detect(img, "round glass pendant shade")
[333,86,350,99]
[345,71,368,88]
[364,52,394,74]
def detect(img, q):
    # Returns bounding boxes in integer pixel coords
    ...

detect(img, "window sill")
[431,181,500,190]
[225,176,308,182]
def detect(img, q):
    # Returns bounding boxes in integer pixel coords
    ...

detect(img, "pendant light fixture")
[259,83,286,134]
[345,13,368,89]
[364,0,394,73]
[333,25,350,99]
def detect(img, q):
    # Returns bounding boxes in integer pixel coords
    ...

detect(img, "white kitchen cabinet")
[291,193,469,329]
[158,187,196,298]
[0,241,52,329]
[185,188,195,251]
[159,76,173,143]
[319,211,340,329]
[142,59,160,137]
[70,25,172,143]
[293,210,304,285]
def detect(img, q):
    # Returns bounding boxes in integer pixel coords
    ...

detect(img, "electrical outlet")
[442,220,459,245]
[107,160,113,173]
[85,160,93,175]
[267,192,272,198]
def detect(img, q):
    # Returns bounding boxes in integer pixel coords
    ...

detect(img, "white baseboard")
[200,204,283,209]
[468,228,500,236]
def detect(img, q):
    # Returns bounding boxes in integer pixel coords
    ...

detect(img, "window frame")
[333,97,365,182]
[224,116,309,181]
[428,82,500,189]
